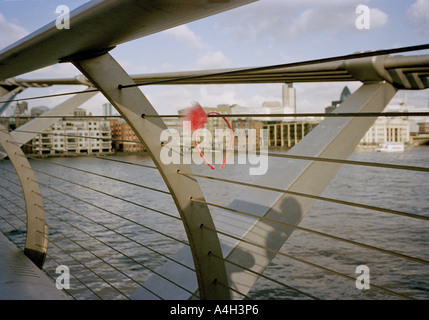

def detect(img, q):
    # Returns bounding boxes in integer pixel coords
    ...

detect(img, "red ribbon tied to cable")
[184,102,233,170]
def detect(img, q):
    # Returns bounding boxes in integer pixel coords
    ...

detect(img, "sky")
[0,0,428,115]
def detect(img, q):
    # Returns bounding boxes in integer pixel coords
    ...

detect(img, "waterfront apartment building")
[31,109,112,155]
[109,118,145,152]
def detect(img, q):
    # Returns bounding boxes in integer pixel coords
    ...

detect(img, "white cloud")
[117,60,149,75]
[198,85,242,107]
[219,0,388,40]
[0,13,28,50]
[19,63,78,79]
[163,25,204,49]
[196,51,232,69]
[140,86,196,114]
[407,0,429,35]
[295,82,361,113]
[369,8,388,29]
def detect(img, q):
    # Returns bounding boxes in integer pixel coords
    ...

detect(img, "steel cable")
[179,171,429,222]
[195,199,415,300]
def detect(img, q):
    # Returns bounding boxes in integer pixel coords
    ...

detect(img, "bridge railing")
[1,46,429,300]
[1,109,428,300]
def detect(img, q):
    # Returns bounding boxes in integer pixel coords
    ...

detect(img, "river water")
[0,146,428,300]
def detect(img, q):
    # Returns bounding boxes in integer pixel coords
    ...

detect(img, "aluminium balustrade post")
[0,125,48,268]
[10,90,98,147]
[68,51,230,300]
[223,80,399,299]
[130,56,402,299]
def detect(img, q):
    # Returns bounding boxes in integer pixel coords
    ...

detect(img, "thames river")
[0,146,428,300]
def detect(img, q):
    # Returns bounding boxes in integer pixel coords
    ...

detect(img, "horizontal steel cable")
[4,115,123,119]
[195,198,414,300]
[4,111,429,120]
[0,176,119,304]
[0,200,27,243]
[3,156,429,266]
[17,165,179,221]
[1,165,181,240]
[13,131,428,177]
[42,240,105,300]
[0,183,26,208]
[213,279,252,300]
[159,141,429,174]
[266,152,429,173]
[179,171,429,222]
[3,153,192,266]
[209,252,319,300]
[0,204,24,237]
[21,171,188,247]
[1,195,130,300]
[36,203,159,299]
[0,183,110,298]
[28,177,196,291]
[35,197,196,299]
[202,147,429,173]
[217,234,414,300]
[118,43,429,89]
[22,154,170,195]
[7,160,181,255]
[8,140,143,166]
[93,156,157,170]
[1,44,428,104]
[40,206,137,299]
[10,129,142,145]
[19,133,429,175]
[32,178,192,267]
[92,148,429,180]
[203,224,418,300]
[0,166,177,248]
[0,168,194,296]
[0,158,424,300]
[4,139,428,299]
[0,88,99,104]
[96,149,429,174]
[10,135,429,174]
[192,199,429,265]
[0,181,137,299]
[2,164,317,300]
[140,111,429,118]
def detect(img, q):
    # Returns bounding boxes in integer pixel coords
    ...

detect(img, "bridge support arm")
[0,125,48,268]
[223,81,398,298]
[138,81,398,300]
[69,52,230,300]
[11,90,98,147]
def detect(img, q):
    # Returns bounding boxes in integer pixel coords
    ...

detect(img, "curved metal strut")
[69,52,230,300]
[0,125,48,268]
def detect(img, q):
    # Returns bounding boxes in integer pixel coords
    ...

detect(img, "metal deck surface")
[0,232,69,300]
